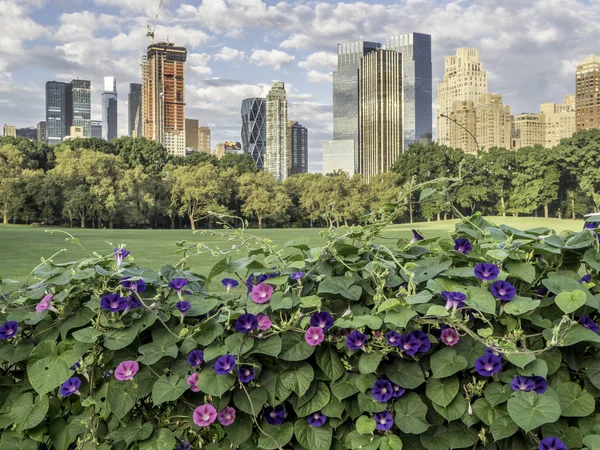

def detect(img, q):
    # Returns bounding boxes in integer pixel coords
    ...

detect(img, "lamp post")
[439,113,481,153]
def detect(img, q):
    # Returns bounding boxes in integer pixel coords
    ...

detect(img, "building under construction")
[141,42,187,156]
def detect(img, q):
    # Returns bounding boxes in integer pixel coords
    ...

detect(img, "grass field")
[0,216,584,283]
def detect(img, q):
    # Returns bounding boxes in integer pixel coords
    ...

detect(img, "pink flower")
[187,372,200,392]
[218,406,236,426]
[305,326,324,346]
[251,283,274,304]
[441,328,460,346]
[257,314,272,331]
[114,360,139,381]
[193,404,217,427]
[36,294,57,313]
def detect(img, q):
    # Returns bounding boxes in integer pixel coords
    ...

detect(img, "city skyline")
[2,0,600,172]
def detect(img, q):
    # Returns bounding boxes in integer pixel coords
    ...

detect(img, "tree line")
[1,130,600,229]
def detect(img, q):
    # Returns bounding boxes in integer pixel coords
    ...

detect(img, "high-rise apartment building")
[241,98,267,168]
[359,49,403,181]
[16,127,37,140]
[385,33,432,148]
[576,55,600,131]
[91,120,102,139]
[198,126,211,153]
[102,77,118,141]
[185,118,199,151]
[3,125,16,137]
[142,42,187,156]
[70,79,91,137]
[128,83,142,137]
[449,100,477,153]
[45,81,70,145]
[476,93,511,151]
[436,48,488,146]
[541,95,576,147]
[265,82,288,181]
[287,121,308,176]
[511,114,545,149]
[37,121,46,143]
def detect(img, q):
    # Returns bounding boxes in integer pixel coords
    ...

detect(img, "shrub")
[1,214,600,450]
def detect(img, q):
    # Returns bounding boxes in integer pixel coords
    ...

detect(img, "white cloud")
[214,47,245,61]
[188,53,212,76]
[250,49,295,70]
[298,51,337,70]
[306,70,332,83]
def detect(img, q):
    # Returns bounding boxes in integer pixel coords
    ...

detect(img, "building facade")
[91,120,102,139]
[576,55,600,131]
[16,127,37,140]
[476,93,511,151]
[65,126,85,140]
[142,42,187,156]
[287,121,308,176]
[436,48,488,146]
[198,126,211,153]
[265,82,288,181]
[71,79,91,137]
[185,118,199,151]
[541,95,576,147]
[102,77,118,141]
[37,121,46,143]
[241,97,267,168]
[385,33,432,148]
[359,49,403,181]
[322,140,357,175]
[3,125,16,137]
[128,83,142,137]
[511,114,545,149]
[449,100,477,154]
[45,81,70,145]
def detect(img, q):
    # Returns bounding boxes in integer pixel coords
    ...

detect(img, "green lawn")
[0,216,584,283]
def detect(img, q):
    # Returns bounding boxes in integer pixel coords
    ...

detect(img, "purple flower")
[539,437,567,450]
[100,293,128,312]
[510,375,536,392]
[580,315,599,334]
[187,373,199,392]
[411,229,424,243]
[373,411,394,431]
[168,278,189,297]
[454,238,473,254]
[532,376,548,394]
[36,294,57,313]
[218,406,236,426]
[442,291,466,310]
[221,278,239,292]
[128,296,143,310]
[60,377,81,397]
[474,353,502,377]
[386,330,401,347]
[305,326,325,346]
[176,301,191,314]
[214,354,236,375]
[258,272,279,284]
[491,280,516,301]
[245,275,256,294]
[580,274,592,284]
[372,379,394,402]
[346,330,367,351]
[534,287,550,298]
[70,361,81,371]
[440,328,460,346]
[188,350,204,367]
[235,313,258,334]
[310,312,334,331]
[485,347,502,357]
[264,405,286,425]
[237,365,255,383]
[257,314,272,331]
[410,330,431,353]
[114,248,130,266]
[176,442,191,450]
[121,278,146,293]
[474,263,499,281]
[391,384,405,398]
[290,271,305,281]
[307,411,327,427]
[398,333,420,356]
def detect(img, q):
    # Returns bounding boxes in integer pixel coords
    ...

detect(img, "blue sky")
[2,0,600,172]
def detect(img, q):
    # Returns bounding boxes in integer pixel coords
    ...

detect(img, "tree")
[170,151,218,167]
[112,137,169,176]
[0,145,27,224]
[219,153,258,174]
[238,171,291,228]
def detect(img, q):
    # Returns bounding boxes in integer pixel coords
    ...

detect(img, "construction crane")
[146,0,164,44]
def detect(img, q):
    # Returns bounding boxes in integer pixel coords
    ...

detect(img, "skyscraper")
[102,77,118,141]
[436,48,487,146]
[91,120,102,139]
[449,100,477,153]
[3,125,16,137]
[265,82,288,181]
[37,121,46,143]
[142,42,187,156]
[385,33,432,148]
[46,81,70,145]
[541,95,576,147]
[476,93,511,151]
[241,97,267,168]
[128,83,142,137]
[359,49,403,181]
[16,127,37,140]
[576,54,600,131]
[199,126,211,153]
[185,118,199,151]
[70,79,91,137]
[287,121,308,176]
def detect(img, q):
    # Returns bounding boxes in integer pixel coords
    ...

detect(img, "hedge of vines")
[1,214,600,450]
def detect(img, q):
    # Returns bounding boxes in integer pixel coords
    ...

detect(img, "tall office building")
[359,49,403,181]
[476,93,511,151]
[198,126,211,153]
[91,120,102,139]
[70,79,91,137]
[541,95,576,147]
[16,127,37,140]
[287,121,308,176]
[241,97,267,168]
[142,42,187,156]
[436,48,488,146]
[511,114,545,149]
[385,33,432,148]
[3,125,16,137]
[576,54,600,131]
[449,100,477,153]
[102,77,118,141]
[128,83,142,137]
[37,121,46,143]
[185,118,199,151]
[45,81,70,145]
[265,82,288,181]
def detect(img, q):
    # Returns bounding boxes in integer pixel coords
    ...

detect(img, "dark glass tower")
[287,121,308,176]
[102,77,118,141]
[45,81,70,145]
[70,79,91,137]
[241,97,266,169]
[128,83,142,137]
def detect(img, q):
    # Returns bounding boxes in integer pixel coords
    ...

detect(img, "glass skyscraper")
[102,77,118,141]
[71,79,91,137]
[45,81,70,145]
[287,121,308,176]
[241,97,266,169]
[128,83,142,137]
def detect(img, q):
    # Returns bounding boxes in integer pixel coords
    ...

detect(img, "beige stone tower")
[476,93,511,150]
[576,55,600,131]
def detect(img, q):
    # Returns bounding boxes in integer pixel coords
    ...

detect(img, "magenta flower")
[440,328,460,346]
[218,406,236,426]
[221,278,239,292]
[60,377,81,397]
[121,278,146,293]
[187,372,200,392]
[114,248,130,266]
[310,311,334,331]
[193,404,217,427]
[214,354,236,375]
[305,326,325,346]
[37,293,57,313]
[251,283,274,304]
[491,280,516,302]
[0,321,18,340]
[257,314,272,331]
[114,360,139,381]
[454,238,472,254]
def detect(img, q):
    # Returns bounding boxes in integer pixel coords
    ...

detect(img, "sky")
[1,0,600,172]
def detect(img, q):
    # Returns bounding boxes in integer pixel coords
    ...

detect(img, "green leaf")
[294,420,333,450]
[384,359,425,389]
[330,373,359,400]
[379,435,404,450]
[108,379,137,420]
[345,431,380,450]
[0,341,33,364]
[419,188,435,201]
[27,349,79,396]
[113,419,153,446]
[446,422,478,449]
[430,348,467,378]
[226,415,253,447]
[432,395,466,421]
[293,382,330,416]
[472,398,501,426]
[316,346,345,382]
[484,382,513,407]
[426,376,459,407]
[518,358,548,378]
[281,364,314,397]
[489,412,519,441]
[555,290,587,314]
[356,415,376,435]
[394,392,429,434]
[11,393,49,431]
[504,298,540,315]
[196,370,236,397]
[384,307,417,328]
[505,262,536,283]
[587,360,600,390]
[358,353,382,374]
[257,422,294,449]
[465,287,497,315]
[411,256,453,283]
[233,387,268,415]
[280,332,315,361]
[420,425,448,450]
[208,257,229,280]
[139,429,176,450]
[405,291,433,305]
[555,382,595,417]
[72,327,103,343]
[505,353,536,368]
[318,276,362,301]
[151,374,188,405]
[138,342,178,365]
[425,305,449,317]
[507,391,562,432]
[248,335,281,357]
[583,435,600,450]
[558,324,600,346]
